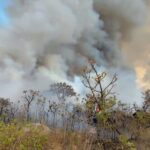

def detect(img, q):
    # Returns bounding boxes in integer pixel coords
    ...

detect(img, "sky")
[122,8,150,90]
[0,0,149,105]
[0,0,9,26]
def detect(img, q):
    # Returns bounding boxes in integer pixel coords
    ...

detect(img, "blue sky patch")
[0,0,10,26]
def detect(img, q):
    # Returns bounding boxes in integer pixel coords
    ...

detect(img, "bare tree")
[81,61,122,144]
[81,61,117,119]
[48,101,59,127]
[0,98,10,116]
[0,98,11,122]
[143,89,150,112]
[8,101,20,121]
[50,82,76,128]
[36,96,47,123]
[50,82,76,102]
[22,90,39,121]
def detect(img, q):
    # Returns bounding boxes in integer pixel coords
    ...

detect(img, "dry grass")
[46,128,96,150]
[135,129,150,150]
[0,122,96,150]
[0,121,149,150]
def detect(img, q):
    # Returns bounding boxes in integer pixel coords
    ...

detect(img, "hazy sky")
[122,8,150,90]
[0,0,149,105]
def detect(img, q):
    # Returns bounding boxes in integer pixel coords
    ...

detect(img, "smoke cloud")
[0,0,148,104]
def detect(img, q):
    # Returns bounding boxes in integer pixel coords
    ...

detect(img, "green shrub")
[0,122,48,150]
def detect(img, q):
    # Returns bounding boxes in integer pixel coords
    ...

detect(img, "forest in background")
[0,63,150,150]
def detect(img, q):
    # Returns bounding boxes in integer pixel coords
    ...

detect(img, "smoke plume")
[0,0,148,104]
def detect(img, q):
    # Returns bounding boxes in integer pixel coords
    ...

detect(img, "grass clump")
[0,121,48,150]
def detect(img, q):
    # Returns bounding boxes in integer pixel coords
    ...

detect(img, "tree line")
[0,62,150,149]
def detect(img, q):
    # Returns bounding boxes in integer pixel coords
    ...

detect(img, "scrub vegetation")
[0,63,150,150]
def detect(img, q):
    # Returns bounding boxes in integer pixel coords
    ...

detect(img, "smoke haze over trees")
[0,0,150,149]
[0,63,150,149]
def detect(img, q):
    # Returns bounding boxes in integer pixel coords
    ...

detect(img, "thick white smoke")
[0,0,148,104]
